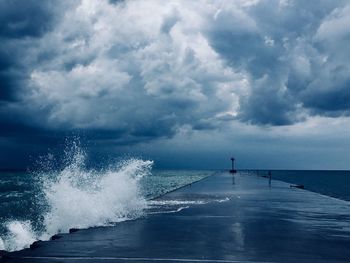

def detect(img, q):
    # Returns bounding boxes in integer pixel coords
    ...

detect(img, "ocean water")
[0,145,213,252]
[242,170,350,201]
[264,170,350,201]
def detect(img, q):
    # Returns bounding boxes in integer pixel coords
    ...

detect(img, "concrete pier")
[3,172,350,262]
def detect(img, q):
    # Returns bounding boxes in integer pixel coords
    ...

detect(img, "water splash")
[0,236,5,250]
[3,221,36,252]
[1,141,152,251]
[42,158,151,237]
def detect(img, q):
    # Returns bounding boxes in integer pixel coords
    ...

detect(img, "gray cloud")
[0,0,68,100]
[0,0,58,38]
[10,1,244,142]
[1,0,350,168]
[205,0,350,125]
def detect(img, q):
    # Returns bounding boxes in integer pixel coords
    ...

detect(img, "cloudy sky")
[1,0,350,170]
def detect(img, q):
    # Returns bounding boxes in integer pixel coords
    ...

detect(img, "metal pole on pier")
[230,157,236,174]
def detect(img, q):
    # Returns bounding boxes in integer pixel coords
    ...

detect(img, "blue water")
[248,170,350,201]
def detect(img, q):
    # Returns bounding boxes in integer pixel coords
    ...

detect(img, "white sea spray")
[0,236,5,250]
[1,143,152,251]
[3,221,36,252]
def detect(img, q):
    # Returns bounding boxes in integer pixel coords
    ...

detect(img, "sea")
[1,146,350,252]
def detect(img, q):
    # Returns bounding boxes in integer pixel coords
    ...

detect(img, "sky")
[1,0,350,170]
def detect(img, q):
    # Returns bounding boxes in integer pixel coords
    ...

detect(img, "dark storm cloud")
[2,0,243,145]
[249,0,350,119]
[0,0,71,138]
[238,75,299,125]
[0,0,60,98]
[0,0,58,38]
[0,37,24,101]
[205,0,350,125]
[1,0,350,163]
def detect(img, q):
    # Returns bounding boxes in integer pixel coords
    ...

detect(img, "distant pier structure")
[229,157,237,174]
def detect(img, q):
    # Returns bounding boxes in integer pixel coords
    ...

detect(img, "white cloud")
[3,0,350,169]
[24,0,249,138]
[316,5,350,43]
[4,0,350,142]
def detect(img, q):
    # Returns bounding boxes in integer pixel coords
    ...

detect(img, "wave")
[0,142,152,252]
[0,236,5,250]
[1,221,36,252]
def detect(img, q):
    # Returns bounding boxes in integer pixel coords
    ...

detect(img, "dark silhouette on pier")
[290,184,305,189]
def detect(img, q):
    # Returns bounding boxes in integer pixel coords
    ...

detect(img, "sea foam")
[0,236,5,250]
[1,143,152,251]
[3,221,36,252]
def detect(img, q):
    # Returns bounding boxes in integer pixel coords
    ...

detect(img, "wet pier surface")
[3,172,350,262]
